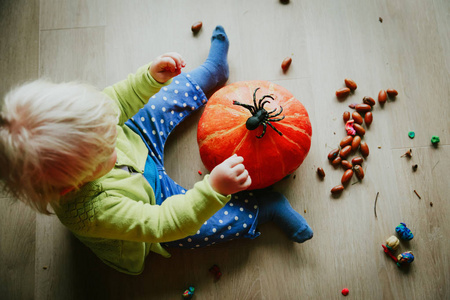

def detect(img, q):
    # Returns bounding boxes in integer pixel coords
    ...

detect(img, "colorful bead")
[385,236,400,251]
[431,135,440,145]
[397,251,414,267]
[345,120,356,136]
[209,264,222,281]
[395,222,414,240]
[408,131,415,139]
[182,286,195,299]
[341,288,349,296]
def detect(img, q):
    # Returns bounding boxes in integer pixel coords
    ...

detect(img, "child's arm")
[81,155,251,243]
[103,52,185,125]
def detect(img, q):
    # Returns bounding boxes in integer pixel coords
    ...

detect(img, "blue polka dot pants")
[125,73,260,249]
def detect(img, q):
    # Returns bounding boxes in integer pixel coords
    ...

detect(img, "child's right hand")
[209,154,252,196]
[149,52,186,84]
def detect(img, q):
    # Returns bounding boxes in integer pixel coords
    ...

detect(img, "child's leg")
[126,26,230,162]
[164,190,260,249]
[126,26,230,203]
[187,25,229,94]
[125,71,209,203]
[257,191,313,243]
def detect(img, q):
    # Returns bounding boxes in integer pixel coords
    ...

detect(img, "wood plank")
[0,0,39,299]
[39,27,106,86]
[1,0,449,298]
[40,0,106,30]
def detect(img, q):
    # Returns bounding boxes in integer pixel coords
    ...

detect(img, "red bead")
[198,170,202,175]
[209,265,222,280]
[341,288,349,296]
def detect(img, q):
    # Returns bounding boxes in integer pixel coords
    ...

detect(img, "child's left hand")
[149,52,186,84]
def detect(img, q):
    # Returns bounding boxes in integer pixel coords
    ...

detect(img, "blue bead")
[395,222,414,240]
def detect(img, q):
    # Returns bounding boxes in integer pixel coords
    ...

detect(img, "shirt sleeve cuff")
[141,62,173,89]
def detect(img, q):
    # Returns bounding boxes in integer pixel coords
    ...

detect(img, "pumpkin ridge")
[277,118,312,136]
[232,130,252,154]
[276,123,312,139]
[282,96,297,106]
[207,102,249,117]
[268,133,286,175]
[198,123,244,148]
[223,104,250,117]
[269,82,276,96]
[278,132,308,154]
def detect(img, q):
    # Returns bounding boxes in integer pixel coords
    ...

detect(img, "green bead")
[408,131,415,139]
[431,135,440,144]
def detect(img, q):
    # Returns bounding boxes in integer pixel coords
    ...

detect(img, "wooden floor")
[1,0,449,299]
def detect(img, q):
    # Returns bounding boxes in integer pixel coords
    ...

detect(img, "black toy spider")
[233,87,285,138]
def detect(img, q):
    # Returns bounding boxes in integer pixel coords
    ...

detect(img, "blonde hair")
[0,80,119,214]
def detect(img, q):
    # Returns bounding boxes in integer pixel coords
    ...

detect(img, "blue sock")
[257,191,313,243]
[188,25,229,94]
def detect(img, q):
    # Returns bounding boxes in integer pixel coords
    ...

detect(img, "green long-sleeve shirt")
[52,64,230,275]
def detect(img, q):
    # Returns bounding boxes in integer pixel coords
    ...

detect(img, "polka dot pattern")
[124,73,259,249]
[164,190,260,249]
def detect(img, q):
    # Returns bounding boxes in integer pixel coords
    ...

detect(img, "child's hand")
[149,52,186,84]
[209,154,252,196]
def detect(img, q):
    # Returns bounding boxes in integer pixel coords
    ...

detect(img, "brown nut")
[336,88,351,98]
[341,160,353,170]
[331,185,344,194]
[363,96,376,107]
[351,135,361,151]
[354,165,365,180]
[343,111,351,123]
[340,136,354,148]
[191,21,203,33]
[378,90,387,104]
[339,145,352,159]
[355,104,372,114]
[401,149,412,158]
[332,156,342,166]
[364,112,373,126]
[351,156,364,165]
[317,167,325,178]
[387,89,398,97]
[353,123,365,136]
[281,57,292,71]
[360,141,370,157]
[344,78,357,91]
[351,112,363,125]
[328,148,340,161]
[341,169,354,185]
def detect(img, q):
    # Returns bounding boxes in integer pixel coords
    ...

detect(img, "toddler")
[0,26,313,275]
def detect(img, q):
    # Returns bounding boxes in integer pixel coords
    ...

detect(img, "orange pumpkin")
[197,80,312,190]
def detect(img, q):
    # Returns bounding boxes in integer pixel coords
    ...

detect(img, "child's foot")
[257,191,313,243]
[208,25,230,86]
[188,26,230,93]
[288,215,314,243]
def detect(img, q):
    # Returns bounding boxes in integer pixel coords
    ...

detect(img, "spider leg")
[257,122,267,138]
[233,100,256,114]
[268,115,286,122]
[267,107,277,115]
[253,88,260,109]
[270,106,284,117]
[260,94,275,101]
[258,95,275,110]
[260,100,271,109]
[267,121,283,136]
